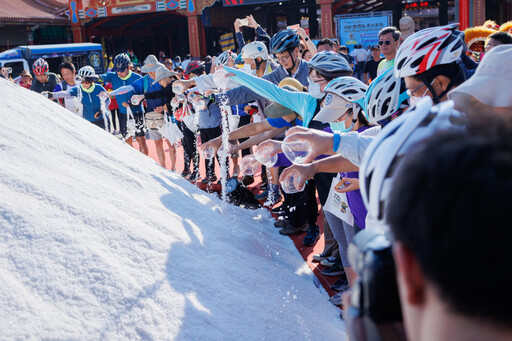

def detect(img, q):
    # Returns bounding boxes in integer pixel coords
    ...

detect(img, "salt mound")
[0,79,345,340]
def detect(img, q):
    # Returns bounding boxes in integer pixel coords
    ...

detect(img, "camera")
[346,229,405,341]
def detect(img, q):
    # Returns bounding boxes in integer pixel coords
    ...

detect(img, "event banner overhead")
[335,11,392,47]
[223,0,289,6]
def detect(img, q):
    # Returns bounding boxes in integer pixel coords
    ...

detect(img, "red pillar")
[72,24,85,43]
[187,14,206,58]
[459,0,470,30]
[318,0,334,38]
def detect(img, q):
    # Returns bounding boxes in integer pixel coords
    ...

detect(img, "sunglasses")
[378,40,392,46]
[82,80,92,84]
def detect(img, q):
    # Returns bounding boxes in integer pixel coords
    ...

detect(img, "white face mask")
[240,64,256,75]
[308,80,323,99]
[408,81,432,107]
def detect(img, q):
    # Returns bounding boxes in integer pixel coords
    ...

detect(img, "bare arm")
[296,27,317,55]
[280,154,359,189]
[228,119,274,140]
[235,127,286,151]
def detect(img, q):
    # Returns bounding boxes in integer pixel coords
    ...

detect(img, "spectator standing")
[377,26,401,76]
[181,54,192,71]
[163,58,173,71]
[173,56,182,69]
[18,70,33,88]
[339,45,355,69]
[485,31,512,53]
[363,45,383,84]
[351,44,369,81]
[204,55,212,74]
[0,66,14,82]
[316,38,334,52]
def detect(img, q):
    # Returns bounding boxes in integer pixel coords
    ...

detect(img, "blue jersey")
[131,75,164,112]
[69,83,107,122]
[100,71,143,114]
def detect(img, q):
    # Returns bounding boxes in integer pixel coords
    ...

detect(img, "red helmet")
[185,61,204,76]
[32,58,49,76]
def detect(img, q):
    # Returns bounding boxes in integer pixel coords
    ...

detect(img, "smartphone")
[239,18,249,26]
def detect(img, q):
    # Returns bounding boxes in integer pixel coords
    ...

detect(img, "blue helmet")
[269,29,301,54]
[112,53,131,72]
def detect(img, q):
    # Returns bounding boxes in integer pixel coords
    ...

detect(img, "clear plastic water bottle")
[202,146,215,160]
[281,137,312,165]
[280,169,305,194]
[254,145,278,168]
[172,83,184,95]
[240,155,259,176]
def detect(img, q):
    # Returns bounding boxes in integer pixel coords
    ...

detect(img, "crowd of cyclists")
[2,14,511,310]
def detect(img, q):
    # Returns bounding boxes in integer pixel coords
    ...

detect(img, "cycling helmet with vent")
[269,29,301,54]
[112,53,131,72]
[32,58,49,76]
[308,51,352,79]
[78,65,99,81]
[185,61,205,75]
[395,24,464,78]
[364,67,409,124]
[241,41,268,60]
[359,97,464,228]
[313,76,367,126]
[216,51,237,66]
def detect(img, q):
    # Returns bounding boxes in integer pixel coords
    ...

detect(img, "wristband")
[333,133,341,152]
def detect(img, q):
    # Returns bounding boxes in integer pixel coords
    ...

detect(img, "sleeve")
[194,74,240,92]
[267,117,292,128]
[130,78,144,94]
[99,73,111,83]
[224,66,315,119]
[52,90,73,99]
[336,132,376,167]
[255,26,271,46]
[235,32,245,51]
[109,85,135,96]
[144,86,170,100]
[221,84,265,105]
[53,83,63,92]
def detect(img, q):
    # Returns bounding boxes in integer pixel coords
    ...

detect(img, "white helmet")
[241,41,268,60]
[78,65,97,79]
[395,23,464,78]
[324,76,367,103]
[308,51,352,78]
[216,51,237,66]
[364,67,409,124]
[313,76,367,124]
[359,97,464,225]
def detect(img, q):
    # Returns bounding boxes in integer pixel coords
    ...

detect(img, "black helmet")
[112,53,131,72]
[185,61,205,76]
[269,29,301,54]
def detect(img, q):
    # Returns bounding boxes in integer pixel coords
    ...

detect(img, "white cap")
[314,93,353,123]
[141,55,164,73]
[152,66,177,85]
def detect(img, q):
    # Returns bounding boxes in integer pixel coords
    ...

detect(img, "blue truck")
[0,43,105,79]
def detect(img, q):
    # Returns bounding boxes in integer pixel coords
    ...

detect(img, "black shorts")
[119,112,146,138]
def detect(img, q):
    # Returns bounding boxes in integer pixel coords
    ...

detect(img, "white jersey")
[56,81,82,116]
